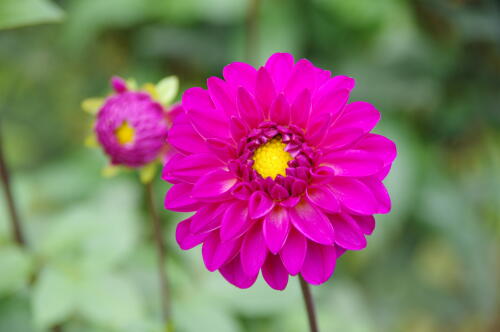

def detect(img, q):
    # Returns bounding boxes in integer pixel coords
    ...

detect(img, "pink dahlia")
[163,53,396,290]
[89,76,180,168]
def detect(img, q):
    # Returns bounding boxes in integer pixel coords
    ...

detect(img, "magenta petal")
[206,138,237,161]
[285,59,318,101]
[187,106,231,140]
[300,242,337,285]
[269,93,290,125]
[168,121,209,154]
[165,153,224,183]
[190,203,225,234]
[207,76,237,117]
[328,178,378,215]
[363,177,391,214]
[280,229,307,275]
[165,183,200,212]
[229,116,249,142]
[333,101,380,135]
[237,87,264,128]
[263,205,290,254]
[290,89,311,129]
[321,75,355,92]
[321,149,383,177]
[223,62,257,94]
[305,185,340,213]
[255,67,277,112]
[249,191,275,219]
[262,254,289,290]
[220,200,253,241]
[330,214,367,250]
[313,87,350,119]
[320,127,364,151]
[192,170,237,200]
[202,231,241,272]
[111,76,127,93]
[219,255,258,289]
[265,53,294,91]
[307,112,332,146]
[176,217,208,250]
[354,134,397,167]
[289,199,335,245]
[183,87,215,111]
[241,223,268,276]
[351,215,376,235]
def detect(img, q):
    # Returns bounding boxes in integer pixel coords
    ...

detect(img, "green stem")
[299,275,319,332]
[145,181,172,328]
[245,0,261,64]
[0,124,25,246]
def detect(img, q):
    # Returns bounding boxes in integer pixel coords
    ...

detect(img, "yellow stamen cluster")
[115,121,135,145]
[252,137,293,179]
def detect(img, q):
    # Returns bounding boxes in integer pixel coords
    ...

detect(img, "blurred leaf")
[156,76,179,106]
[0,0,64,30]
[32,266,77,329]
[78,273,145,330]
[0,245,33,296]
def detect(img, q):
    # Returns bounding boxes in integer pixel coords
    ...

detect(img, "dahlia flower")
[163,53,396,290]
[83,76,180,181]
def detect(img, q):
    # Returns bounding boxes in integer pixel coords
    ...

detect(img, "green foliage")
[1,0,499,331]
[0,0,64,30]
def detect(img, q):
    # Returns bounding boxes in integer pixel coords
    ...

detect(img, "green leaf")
[32,266,77,329]
[156,76,179,106]
[78,273,145,330]
[0,245,33,296]
[0,0,64,30]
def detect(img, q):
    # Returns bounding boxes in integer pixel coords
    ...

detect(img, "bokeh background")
[1,0,499,331]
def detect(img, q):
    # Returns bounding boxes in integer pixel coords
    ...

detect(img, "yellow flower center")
[252,137,293,179]
[115,121,135,145]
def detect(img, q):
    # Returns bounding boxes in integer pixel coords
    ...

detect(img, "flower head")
[83,76,180,176]
[163,53,396,290]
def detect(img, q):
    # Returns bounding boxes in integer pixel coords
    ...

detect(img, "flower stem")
[245,0,261,63]
[0,125,25,246]
[299,275,319,332]
[145,181,172,329]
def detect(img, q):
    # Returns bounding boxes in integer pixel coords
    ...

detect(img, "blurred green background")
[1,0,499,331]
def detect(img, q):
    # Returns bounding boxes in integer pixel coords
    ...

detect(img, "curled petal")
[290,89,311,129]
[176,217,208,250]
[351,215,376,235]
[207,76,237,117]
[165,183,200,212]
[328,178,378,215]
[192,170,237,200]
[354,134,397,167]
[332,101,380,135]
[223,62,257,94]
[269,93,290,125]
[265,53,294,91]
[285,59,318,101]
[190,203,225,234]
[289,199,335,245]
[237,88,263,128]
[306,185,340,213]
[313,88,350,119]
[168,119,209,154]
[280,228,307,275]
[164,153,224,183]
[263,205,290,254]
[262,254,289,291]
[203,231,241,271]
[330,214,367,250]
[321,150,383,177]
[300,242,336,285]
[241,223,268,276]
[220,200,253,241]
[220,255,258,289]
[249,191,275,219]
[255,67,276,113]
[363,177,391,214]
